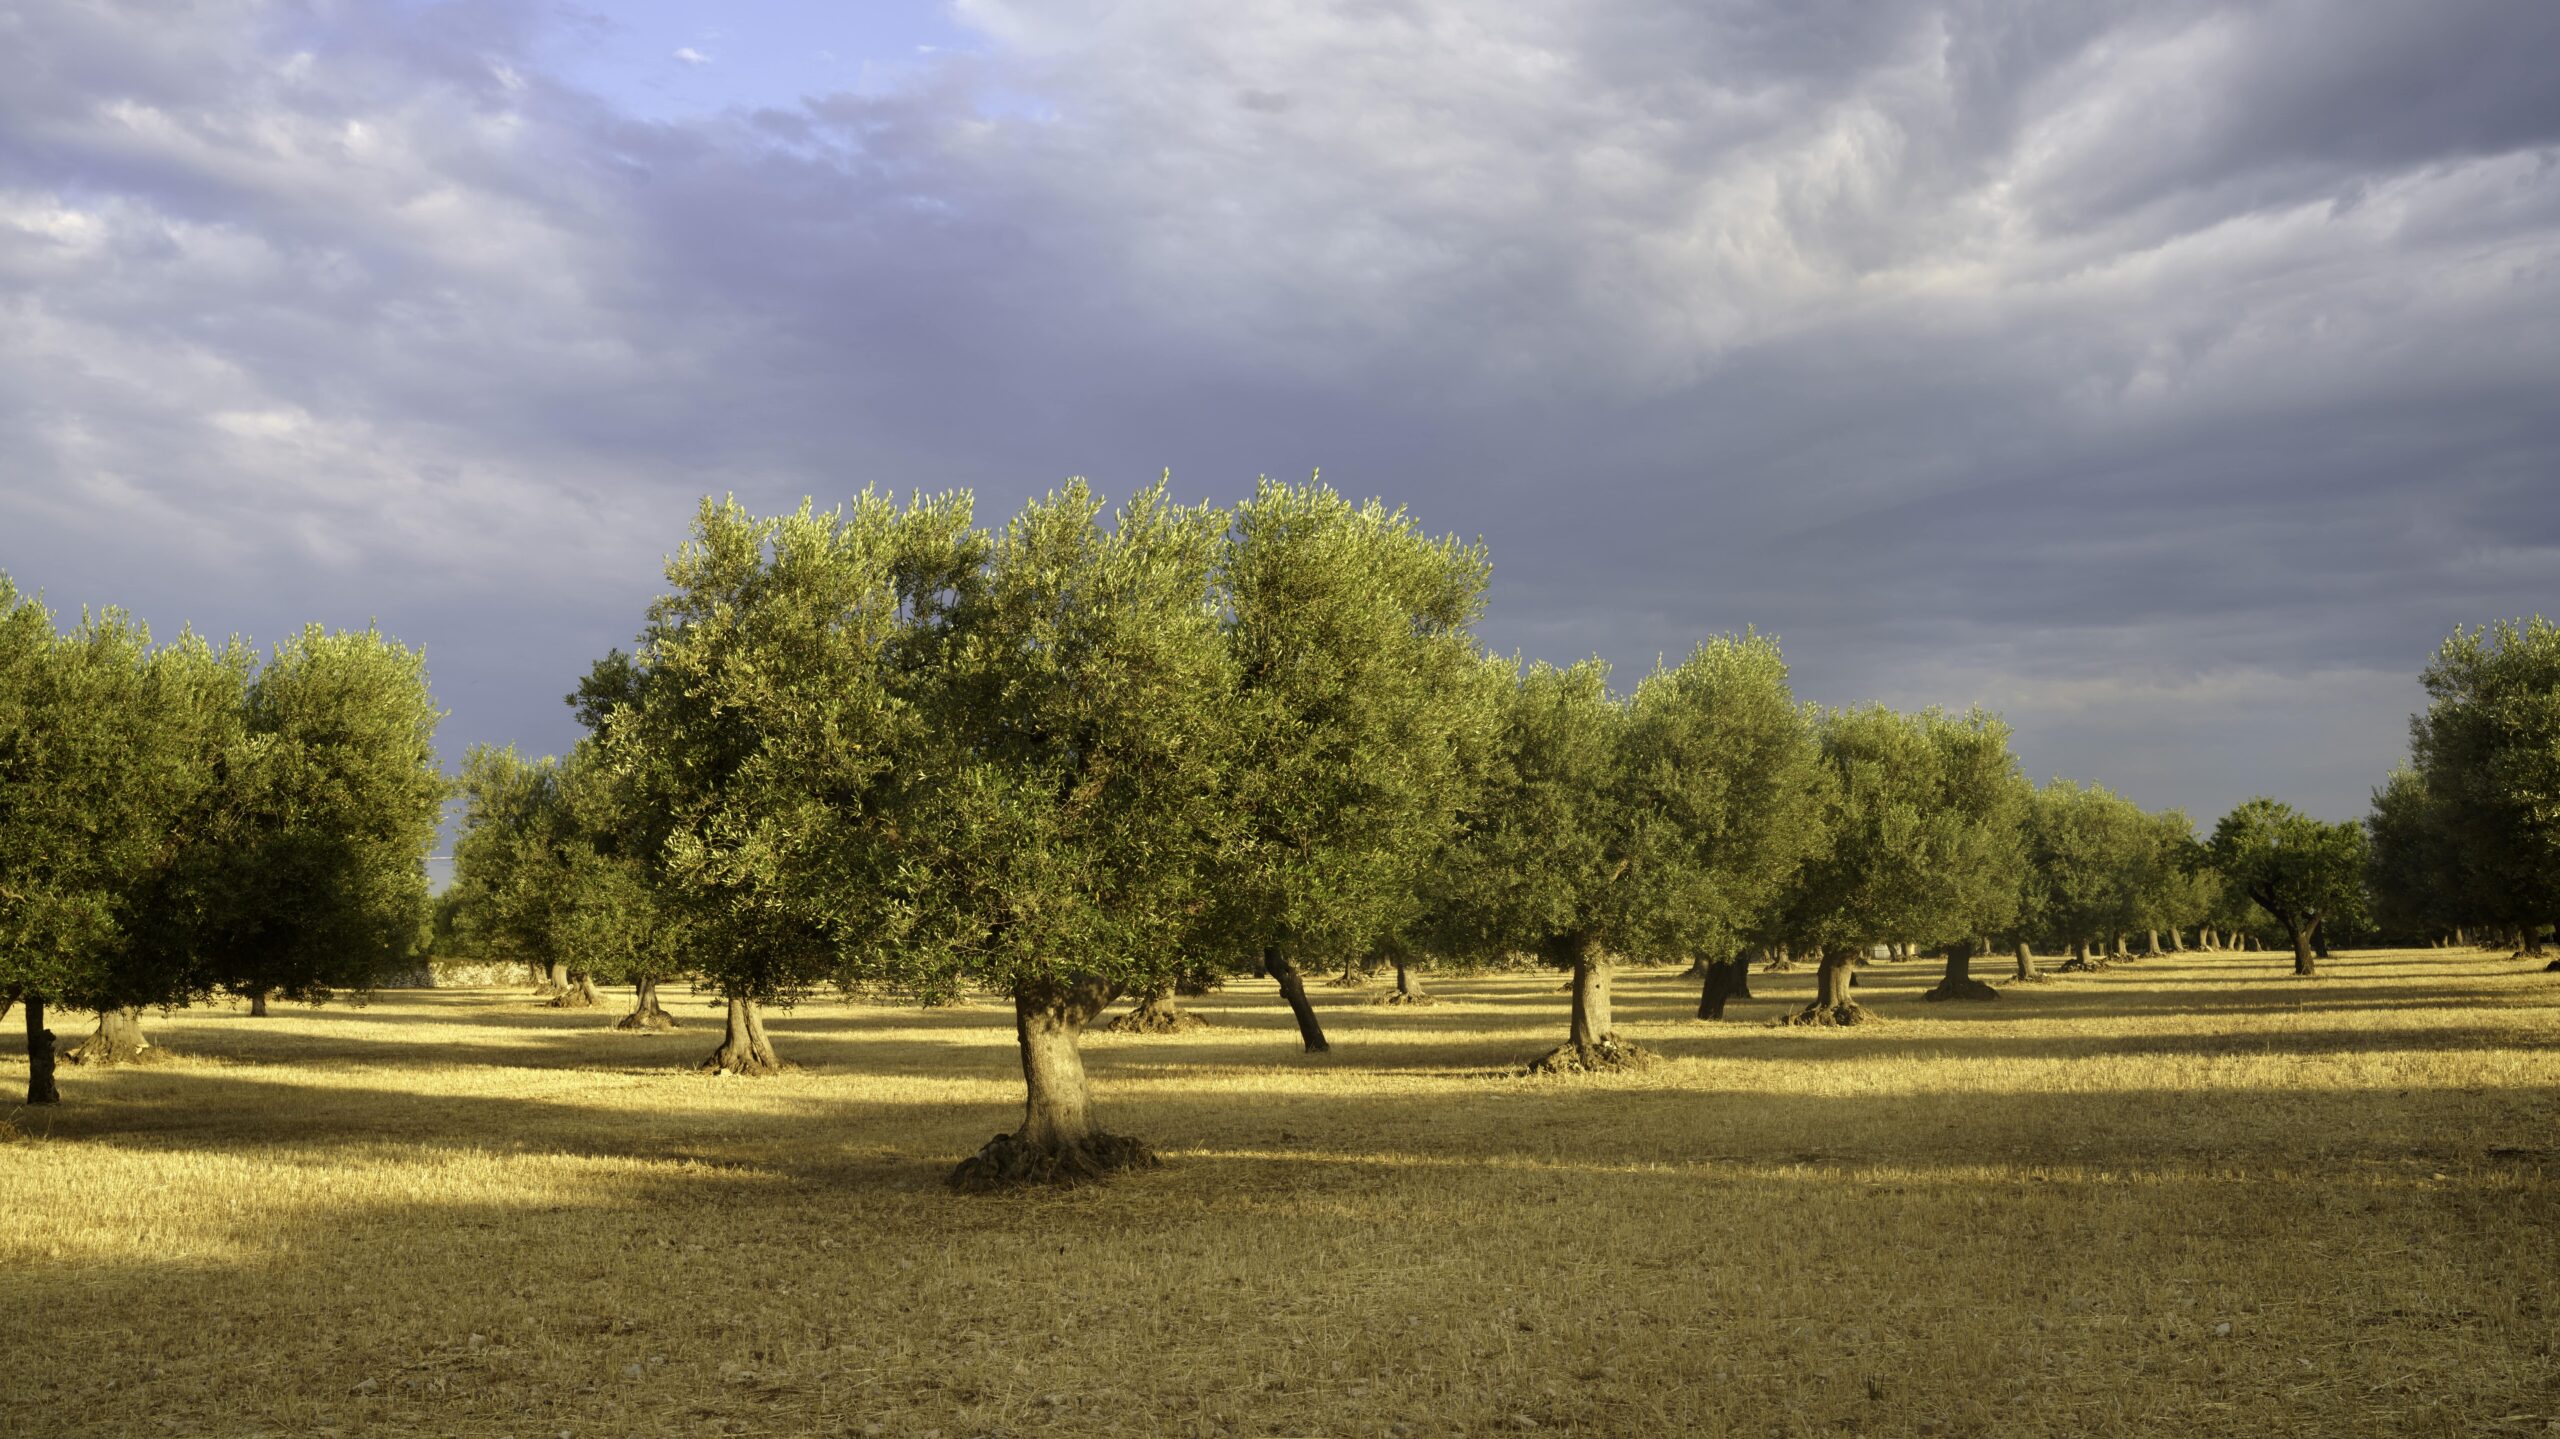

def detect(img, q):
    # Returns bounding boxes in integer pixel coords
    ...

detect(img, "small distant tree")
[2367,768,2477,945]
[187,625,445,1019]
[1781,708,2027,1023]
[1206,477,1494,1052]
[449,746,579,996]
[553,745,688,1030]
[2205,798,2369,976]
[1438,636,1826,1065]
[2017,780,2150,968]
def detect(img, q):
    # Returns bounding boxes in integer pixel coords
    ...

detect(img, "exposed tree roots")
[2054,956,2115,974]
[946,1130,1158,1193]
[1373,989,1438,1006]
[1104,998,1208,1034]
[1762,958,1799,973]
[64,1012,156,1066]
[1779,1001,1880,1027]
[1922,977,2002,1002]
[545,982,601,1009]
[1523,1035,1659,1075]
[616,1006,677,1031]
[2544,958,2559,973]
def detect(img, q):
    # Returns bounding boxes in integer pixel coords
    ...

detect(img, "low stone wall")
[414,960,535,988]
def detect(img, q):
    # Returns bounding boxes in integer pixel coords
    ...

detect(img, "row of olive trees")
[2369,617,2560,964]
[0,576,447,1104]
[444,479,2446,1187]
[462,478,2349,1187]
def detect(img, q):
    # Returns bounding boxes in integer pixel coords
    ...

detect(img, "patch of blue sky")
[523,0,998,120]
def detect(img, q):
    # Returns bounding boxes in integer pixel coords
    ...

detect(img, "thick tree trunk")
[538,959,570,996]
[2142,929,2161,957]
[1107,983,1205,1032]
[617,977,677,1031]
[548,969,601,1009]
[699,995,781,1074]
[2312,920,2332,960]
[1924,940,1999,1002]
[1264,947,1329,1053]
[2288,920,2317,977]
[1762,943,1796,973]
[1529,935,1653,1071]
[24,997,58,1105]
[1696,959,1742,1020]
[950,980,1155,1191]
[66,1007,150,1065]
[2014,940,2040,981]
[1730,956,1754,999]
[1788,947,1873,1025]
[247,989,270,1017]
[2169,927,2186,952]
[1375,958,1434,1006]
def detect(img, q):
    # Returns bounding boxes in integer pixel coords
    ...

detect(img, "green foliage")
[1439,635,1827,965]
[903,479,1235,1001]
[2206,798,2369,946]
[190,625,446,1000]
[0,587,237,1009]
[1216,477,1494,968]
[2406,617,2560,929]
[2018,782,2209,947]
[1782,707,2027,954]
[599,492,972,1006]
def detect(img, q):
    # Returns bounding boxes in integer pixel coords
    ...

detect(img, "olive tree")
[1206,477,1494,1052]
[904,479,1236,1187]
[2408,618,2560,958]
[187,625,445,1020]
[0,591,251,1092]
[601,492,972,1074]
[2205,798,2369,977]
[1438,637,1826,1067]
[1781,708,2027,1024]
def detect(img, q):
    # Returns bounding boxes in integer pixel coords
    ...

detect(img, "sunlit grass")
[5,948,2555,1436]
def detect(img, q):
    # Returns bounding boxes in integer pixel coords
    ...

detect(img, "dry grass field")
[4,949,2556,1438]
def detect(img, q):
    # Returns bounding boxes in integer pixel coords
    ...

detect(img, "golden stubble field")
[4,949,2556,1438]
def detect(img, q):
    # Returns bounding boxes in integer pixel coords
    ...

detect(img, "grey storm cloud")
[2,0,2557,826]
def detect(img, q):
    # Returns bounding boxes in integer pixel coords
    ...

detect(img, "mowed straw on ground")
[3,949,2556,1438]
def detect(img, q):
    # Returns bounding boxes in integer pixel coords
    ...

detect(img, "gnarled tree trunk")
[617,977,676,1031]
[699,995,781,1074]
[2014,940,2040,981]
[66,1007,150,1065]
[1529,933,1653,1070]
[1787,946,1873,1025]
[1696,958,1739,1020]
[247,989,270,1017]
[1377,958,1434,1006]
[2288,919,2317,977]
[24,997,58,1105]
[1264,947,1329,1053]
[549,968,601,1008]
[2312,920,2332,960]
[950,979,1155,1191]
[1924,939,1999,1002]
[1108,983,1205,1032]
[2141,929,2161,957]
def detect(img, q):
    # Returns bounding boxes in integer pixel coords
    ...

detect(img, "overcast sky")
[6,0,2557,832]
